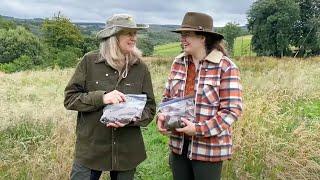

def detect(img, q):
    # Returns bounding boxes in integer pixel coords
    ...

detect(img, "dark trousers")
[169,140,223,180]
[70,162,135,180]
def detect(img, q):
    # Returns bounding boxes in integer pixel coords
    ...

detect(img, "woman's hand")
[106,121,127,128]
[176,118,196,136]
[157,113,169,135]
[103,90,126,104]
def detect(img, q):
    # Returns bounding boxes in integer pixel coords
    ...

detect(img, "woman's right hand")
[103,90,126,104]
[157,113,169,135]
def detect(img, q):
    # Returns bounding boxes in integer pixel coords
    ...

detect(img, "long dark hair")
[195,32,228,56]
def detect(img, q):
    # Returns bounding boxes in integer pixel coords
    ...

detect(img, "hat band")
[105,24,138,29]
[181,25,210,31]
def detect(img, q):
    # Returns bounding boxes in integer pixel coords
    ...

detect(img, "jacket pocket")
[76,112,88,138]
[123,82,142,94]
[86,80,113,93]
[169,75,184,97]
[201,78,220,106]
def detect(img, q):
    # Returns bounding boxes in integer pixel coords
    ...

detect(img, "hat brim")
[97,24,149,39]
[171,28,224,39]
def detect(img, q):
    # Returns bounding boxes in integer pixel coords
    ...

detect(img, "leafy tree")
[146,31,180,46]
[81,36,99,54]
[292,0,320,56]
[218,22,243,55]
[41,13,83,49]
[54,46,82,68]
[137,37,154,56]
[0,17,16,30]
[248,0,300,57]
[0,26,42,63]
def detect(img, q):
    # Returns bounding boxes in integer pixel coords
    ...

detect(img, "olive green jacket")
[64,51,156,171]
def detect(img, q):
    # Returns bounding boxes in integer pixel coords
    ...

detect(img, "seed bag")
[158,96,195,130]
[100,94,147,125]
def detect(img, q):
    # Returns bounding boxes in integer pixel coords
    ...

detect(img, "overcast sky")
[0,0,255,26]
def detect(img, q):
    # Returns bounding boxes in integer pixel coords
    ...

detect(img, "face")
[180,31,205,55]
[117,29,137,54]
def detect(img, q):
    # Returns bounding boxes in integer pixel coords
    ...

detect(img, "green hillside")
[153,42,182,57]
[233,35,256,57]
[153,35,256,57]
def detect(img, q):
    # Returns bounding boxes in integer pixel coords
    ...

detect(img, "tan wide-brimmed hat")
[96,14,149,39]
[172,12,224,39]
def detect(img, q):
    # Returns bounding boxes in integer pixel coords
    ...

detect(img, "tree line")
[1,0,319,73]
[248,0,320,57]
[0,13,183,73]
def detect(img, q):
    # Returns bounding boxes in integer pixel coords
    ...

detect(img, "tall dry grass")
[0,56,320,179]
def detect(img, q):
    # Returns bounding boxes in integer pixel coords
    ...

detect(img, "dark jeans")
[70,162,135,180]
[169,140,223,180]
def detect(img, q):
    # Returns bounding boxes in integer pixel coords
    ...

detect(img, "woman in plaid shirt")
[157,12,243,180]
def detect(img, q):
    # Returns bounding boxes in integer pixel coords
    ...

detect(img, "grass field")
[233,35,256,57]
[153,42,182,57]
[1,56,320,179]
[153,35,255,57]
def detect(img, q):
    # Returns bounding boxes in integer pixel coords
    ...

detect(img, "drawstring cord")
[121,55,129,78]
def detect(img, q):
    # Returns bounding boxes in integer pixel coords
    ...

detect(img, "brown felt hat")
[172,12,224,39]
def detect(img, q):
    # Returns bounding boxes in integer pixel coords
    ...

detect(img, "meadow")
[153,35,255,58]
[1,54,320,179]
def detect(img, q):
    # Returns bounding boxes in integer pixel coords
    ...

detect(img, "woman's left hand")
[106,121,127,128]
[176,118,196,136]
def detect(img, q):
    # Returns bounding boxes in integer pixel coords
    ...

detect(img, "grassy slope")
[153,42,182,57]
[153,35,256,57]
[233,35,256,57]
[1,57,320,179]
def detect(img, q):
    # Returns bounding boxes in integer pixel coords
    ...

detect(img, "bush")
[54,46,82,68]
[0,17,17,30]
[0,26,42,63]
[137,37,154,56]
[0,55,34,73]
[81,36,99,54]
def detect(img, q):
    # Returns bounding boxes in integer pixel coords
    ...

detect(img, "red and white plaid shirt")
[162,49,243,162]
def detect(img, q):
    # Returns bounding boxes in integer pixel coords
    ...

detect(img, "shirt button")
[113,142,116,145]
[105,73,109,77]
[96,81,99,84]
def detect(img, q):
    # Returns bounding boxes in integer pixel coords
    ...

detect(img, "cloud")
[0,0,254,26]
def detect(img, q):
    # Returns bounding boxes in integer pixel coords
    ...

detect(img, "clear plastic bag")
[100,94,147,125]
[158,96,195,131]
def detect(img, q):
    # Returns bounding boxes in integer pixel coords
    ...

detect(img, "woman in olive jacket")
[64,14,156,180]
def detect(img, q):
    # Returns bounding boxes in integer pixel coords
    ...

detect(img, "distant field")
[153,35,256,57]
[153,42,181,57]
[1,56,320,179]
[233,35,256,57]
